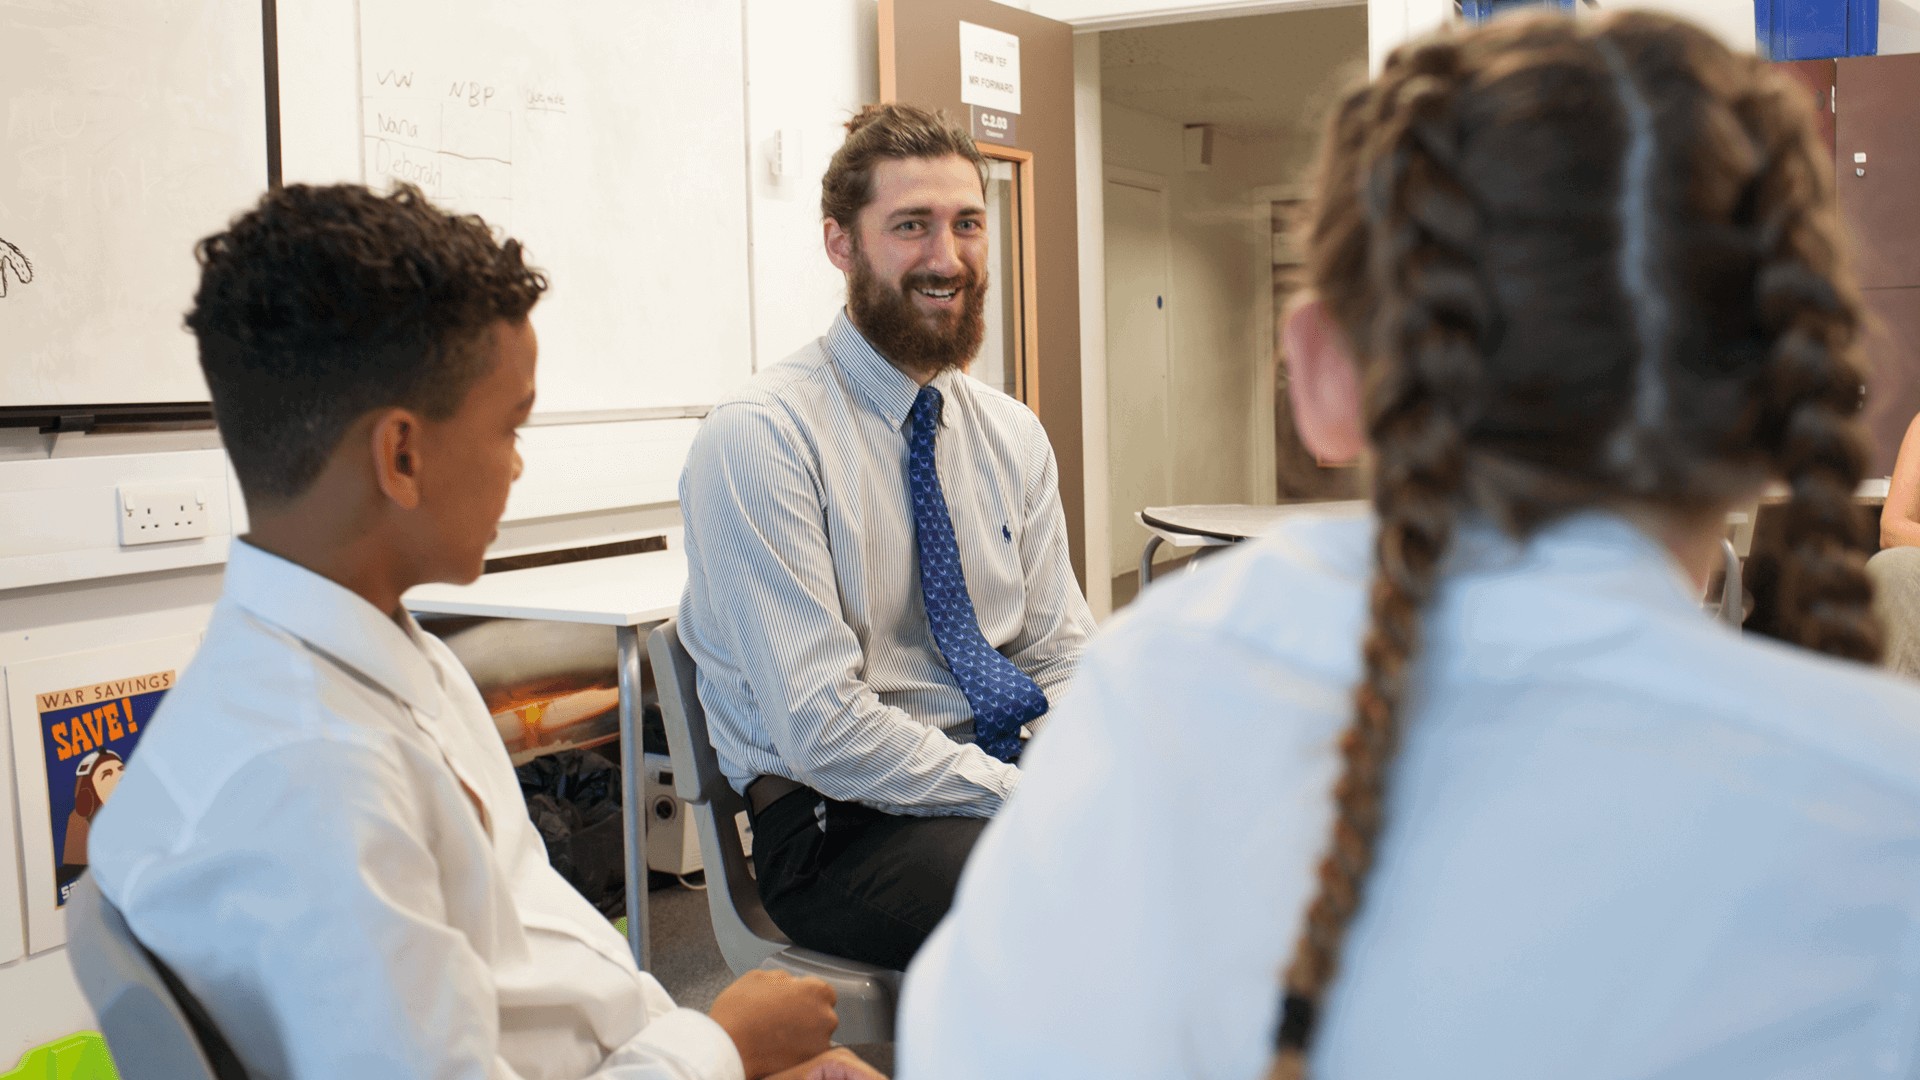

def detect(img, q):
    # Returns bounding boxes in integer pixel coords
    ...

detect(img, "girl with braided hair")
[900,11,1920,1080]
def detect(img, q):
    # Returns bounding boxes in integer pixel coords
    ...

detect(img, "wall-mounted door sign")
[972,106,1018,147]
[960,21,1020,114]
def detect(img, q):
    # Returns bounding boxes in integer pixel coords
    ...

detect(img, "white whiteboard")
[356,0,755,414]
[0,0,266,408]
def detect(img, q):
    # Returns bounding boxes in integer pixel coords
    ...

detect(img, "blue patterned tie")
[908,385,1048,763]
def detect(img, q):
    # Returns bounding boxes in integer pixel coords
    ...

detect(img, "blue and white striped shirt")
[678,312,1095,816]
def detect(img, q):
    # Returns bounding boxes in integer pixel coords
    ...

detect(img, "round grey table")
[1139,501,1745,628]
[1135,501,1367,586]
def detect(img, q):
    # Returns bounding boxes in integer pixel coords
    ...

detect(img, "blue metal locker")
[1459,0,1576,23]
[1757,0,1878,60]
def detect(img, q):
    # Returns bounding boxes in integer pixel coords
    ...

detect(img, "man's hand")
[764,1047,890,1080]
[709,969,840,1079]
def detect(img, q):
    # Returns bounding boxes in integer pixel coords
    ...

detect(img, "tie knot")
[912,385,943,429]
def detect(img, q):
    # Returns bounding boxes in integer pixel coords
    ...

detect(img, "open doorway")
[1096,6,1368,607]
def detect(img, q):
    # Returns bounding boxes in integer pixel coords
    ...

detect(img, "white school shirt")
[677,312,1095,816]
[900,508,1920,1080]
[89,540,743,1080]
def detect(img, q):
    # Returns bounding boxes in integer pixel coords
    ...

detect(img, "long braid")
[1732,60,1881,661]
[1268,14,1884,1078]
[1272,43,1489,1077]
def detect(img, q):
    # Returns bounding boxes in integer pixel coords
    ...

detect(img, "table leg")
[617,624,650,972]
[1719,538,1745,629]
[1140,534,1165,588]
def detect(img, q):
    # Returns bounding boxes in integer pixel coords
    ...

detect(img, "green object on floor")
[2,1032,119,1080]
[613,916,628,937]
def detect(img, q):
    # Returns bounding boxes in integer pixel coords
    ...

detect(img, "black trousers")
[749,786,988,971]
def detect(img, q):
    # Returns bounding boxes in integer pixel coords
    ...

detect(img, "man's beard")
[846,244,988,382]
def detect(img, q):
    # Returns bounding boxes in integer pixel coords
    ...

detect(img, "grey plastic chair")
[647,619,903,1044]
[65,872,250,1080]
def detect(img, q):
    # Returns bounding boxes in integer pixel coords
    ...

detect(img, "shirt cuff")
[609,1007,746,1080]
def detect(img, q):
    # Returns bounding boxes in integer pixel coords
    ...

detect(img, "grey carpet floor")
[646,878,736,1012]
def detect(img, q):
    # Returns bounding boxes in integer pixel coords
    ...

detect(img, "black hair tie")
[1277,992,1317,1050]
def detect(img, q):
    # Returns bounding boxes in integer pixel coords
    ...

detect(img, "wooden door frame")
[981,145,1042,415]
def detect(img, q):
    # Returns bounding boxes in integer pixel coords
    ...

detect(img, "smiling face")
[826,154,989,382]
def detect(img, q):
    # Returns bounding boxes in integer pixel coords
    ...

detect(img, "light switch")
[763,128,799,178]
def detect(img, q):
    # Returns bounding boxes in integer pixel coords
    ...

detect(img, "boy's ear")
[824,218,856,273]
[370,408,424,511]
[1282,293,1366,464]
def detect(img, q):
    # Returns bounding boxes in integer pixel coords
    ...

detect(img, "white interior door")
[1104,175,1172,580]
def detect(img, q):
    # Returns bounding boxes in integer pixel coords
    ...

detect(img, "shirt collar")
[825,309,956,432]
[221,539,447,718]
[1442,510,1698,607]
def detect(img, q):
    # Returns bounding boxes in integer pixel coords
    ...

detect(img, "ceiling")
[1100,6,1370,141]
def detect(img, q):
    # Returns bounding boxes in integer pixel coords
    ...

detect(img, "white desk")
[406,547,689,626]
[405,546,688,972]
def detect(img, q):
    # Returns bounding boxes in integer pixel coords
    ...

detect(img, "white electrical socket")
[118,486,212,546]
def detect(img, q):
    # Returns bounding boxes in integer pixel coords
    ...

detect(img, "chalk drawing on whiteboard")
[0,238,34,298]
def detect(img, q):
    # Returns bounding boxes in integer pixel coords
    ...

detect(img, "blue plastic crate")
[1757,0,1878,59]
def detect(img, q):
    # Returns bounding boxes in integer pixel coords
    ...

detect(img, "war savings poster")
[6,632,199,954]
[38,669,173,904]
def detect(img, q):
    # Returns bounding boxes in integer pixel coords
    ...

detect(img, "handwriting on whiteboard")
[362,64,569,234]
[0,238,33,298]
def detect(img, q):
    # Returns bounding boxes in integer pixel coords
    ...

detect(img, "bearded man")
[676,103,1095,970]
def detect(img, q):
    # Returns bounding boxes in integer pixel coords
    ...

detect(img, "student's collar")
[1442,509,1700,611]
[222,539,446,718]
[825,309,957,432]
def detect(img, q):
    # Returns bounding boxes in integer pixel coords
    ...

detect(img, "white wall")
[1103,103,1275,565]
[1887,0,1920,53]
[1368,0,1448,72]
[742,0,881,369]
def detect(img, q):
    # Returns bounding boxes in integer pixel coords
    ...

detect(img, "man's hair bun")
[845,103,891,136]
[821,103,987,227]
